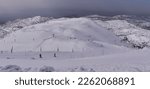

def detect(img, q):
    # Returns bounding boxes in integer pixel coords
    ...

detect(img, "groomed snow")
[0,16,150,72]
[0,18,125,52]
[0,49,149,72]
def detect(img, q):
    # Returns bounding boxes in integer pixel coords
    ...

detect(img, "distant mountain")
[0,16,51,37]
[87,15,150,48]
[87,15,150,30]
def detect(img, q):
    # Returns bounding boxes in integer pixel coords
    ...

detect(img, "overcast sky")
[0,0,150,22]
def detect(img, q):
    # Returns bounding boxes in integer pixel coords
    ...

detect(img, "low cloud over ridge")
[0,0,150,22]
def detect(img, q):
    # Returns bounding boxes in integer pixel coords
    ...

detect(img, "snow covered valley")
[0,15,150,72]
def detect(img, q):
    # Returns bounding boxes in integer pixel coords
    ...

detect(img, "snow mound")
[0,65,22,72]
[39,66,55,72]
[0,18,124,52]
[95,19,150,48]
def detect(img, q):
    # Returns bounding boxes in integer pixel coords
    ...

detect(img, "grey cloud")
[0,0,150,22]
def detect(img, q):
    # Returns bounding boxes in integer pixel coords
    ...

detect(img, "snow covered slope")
[0,15,150,72]
[92,17,150,48]
[0,48,149,72]
[0,17,126,53]
[0,16,50,38]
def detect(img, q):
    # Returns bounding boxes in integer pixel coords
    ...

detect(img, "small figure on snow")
[39,53,42,58]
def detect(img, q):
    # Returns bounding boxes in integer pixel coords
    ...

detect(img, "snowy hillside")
[0,15,150,72]
[90,15,150,48]
[0,16,50,38]
[0,17,126,53]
